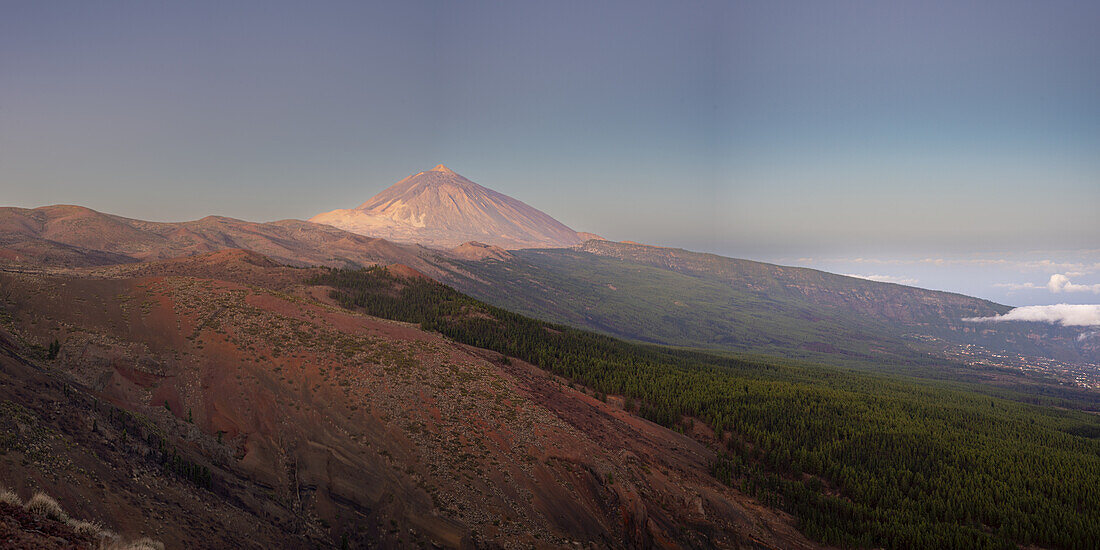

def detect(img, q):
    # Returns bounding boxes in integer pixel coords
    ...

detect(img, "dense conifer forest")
[311,267,1100,549]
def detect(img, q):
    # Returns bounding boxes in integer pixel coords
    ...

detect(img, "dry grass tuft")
[94,530,122,548]
[3,482,163,550]
[25,491,68,522]
[66,518,104,537]
[117,538,166,550]
[0,486,22,507]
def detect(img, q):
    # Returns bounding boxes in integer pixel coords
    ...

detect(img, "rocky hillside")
[448,241,514,262]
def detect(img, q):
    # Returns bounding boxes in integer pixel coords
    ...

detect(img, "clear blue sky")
[2,0,1098,264]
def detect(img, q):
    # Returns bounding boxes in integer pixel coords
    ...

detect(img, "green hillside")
[441,248,918,361]
[433,248,974,365]
[431,242,1096,370]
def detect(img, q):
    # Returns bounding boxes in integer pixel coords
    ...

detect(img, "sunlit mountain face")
[309,165,589,249]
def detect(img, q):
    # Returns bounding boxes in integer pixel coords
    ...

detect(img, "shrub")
[0,486,22,506]
[46,339,61,360]
[66,518,103,537]
[25,492,68,522]
[1,481,159,549]
[96,529,120,545]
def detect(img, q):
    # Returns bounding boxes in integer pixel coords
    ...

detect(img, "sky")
[2,1,1098,306]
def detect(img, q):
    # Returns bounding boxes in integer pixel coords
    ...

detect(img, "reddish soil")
[0,251,825,549]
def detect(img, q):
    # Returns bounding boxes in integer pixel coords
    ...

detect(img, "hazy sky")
[2,1,1098,303]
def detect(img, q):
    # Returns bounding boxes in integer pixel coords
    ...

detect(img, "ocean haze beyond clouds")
[1,1,1097,302]
[784,249,1100,307]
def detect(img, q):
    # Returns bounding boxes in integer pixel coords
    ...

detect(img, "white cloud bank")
[1045,273,1100,293]
[965,304,1100,327]
[844,274,919,285]
[994,274,1100,294]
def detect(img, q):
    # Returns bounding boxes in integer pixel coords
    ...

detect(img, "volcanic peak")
[310,165,587,249]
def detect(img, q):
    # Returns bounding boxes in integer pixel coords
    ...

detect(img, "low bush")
[25,492,67,522]
[0,486,21,506]
[118,538,166,550]
[65,518,104,537]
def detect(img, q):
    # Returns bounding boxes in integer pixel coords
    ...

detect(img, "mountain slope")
[431,242,1100,383]
[433,245,996,358]
[0,204,442,274]
[3,249,1098,549]
[574,240,1100,364]
[308,265,1100,549]
[310,165,585,249]
[576,240,1009,326]
[5,204,1094,382]
[0,252,821,549]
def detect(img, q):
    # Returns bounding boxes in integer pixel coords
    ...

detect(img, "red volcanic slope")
[0,251,821,549]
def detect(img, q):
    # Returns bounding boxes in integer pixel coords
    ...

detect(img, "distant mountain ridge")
[3,202,1094,376]
[575,239,1007,325]
[309,165,588,249]
[0,204,441,274]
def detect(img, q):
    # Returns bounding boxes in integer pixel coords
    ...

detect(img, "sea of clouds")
[964,304,1100,327]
